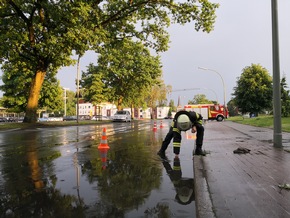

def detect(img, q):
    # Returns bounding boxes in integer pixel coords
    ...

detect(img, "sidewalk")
[194,121,290,218]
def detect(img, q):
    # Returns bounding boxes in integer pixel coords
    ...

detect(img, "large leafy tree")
[80,63,108,106]
[81,39,162,110]
[146,81,169,118]
[0,0,218,123]
[232,64,272,115]
[157,84,171,107]
[168,99,176,112]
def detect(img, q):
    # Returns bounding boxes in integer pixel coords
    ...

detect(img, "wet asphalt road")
[0,120,197,218]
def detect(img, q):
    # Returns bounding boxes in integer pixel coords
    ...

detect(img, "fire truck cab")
[184,104,228,122]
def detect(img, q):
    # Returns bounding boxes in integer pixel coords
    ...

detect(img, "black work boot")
[157,150,168,160]
[157,150,166,157]
[194,145,205,156]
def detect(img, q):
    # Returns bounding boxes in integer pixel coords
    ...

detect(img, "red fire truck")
[184,104,228,121]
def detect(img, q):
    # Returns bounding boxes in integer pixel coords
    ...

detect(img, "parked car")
[7,117,17,122]
[0,117,7,122]
[91,115,111,121]
[38,117,48,122]
[112,110,131,122]
[63,116,77,121]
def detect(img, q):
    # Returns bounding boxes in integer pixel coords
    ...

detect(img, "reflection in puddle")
[0,122,196,217]
[161,156,195,205]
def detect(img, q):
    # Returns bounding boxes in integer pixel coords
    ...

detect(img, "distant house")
[156,107,170,119]
[0,107,6,117]
[76,100,169,119]
[77,100,94,117]
[77,100,117,118]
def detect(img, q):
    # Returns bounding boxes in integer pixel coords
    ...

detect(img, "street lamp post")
[76,55,81,123]
[198,67,227,117]
[63,88,69,117]
[271,0,282,147]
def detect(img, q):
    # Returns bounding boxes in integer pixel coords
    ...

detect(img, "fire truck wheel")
[216,115,224,122]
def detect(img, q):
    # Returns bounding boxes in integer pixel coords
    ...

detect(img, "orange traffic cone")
[160,120,163,128]
[98,128,110,169]
[153,121,157,132]
[98,128,110,149]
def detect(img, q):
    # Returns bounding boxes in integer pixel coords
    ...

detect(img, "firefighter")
[157,110,205,156]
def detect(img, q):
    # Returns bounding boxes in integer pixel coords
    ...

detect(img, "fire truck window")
[210,106,215,111]
[215,105,219,110]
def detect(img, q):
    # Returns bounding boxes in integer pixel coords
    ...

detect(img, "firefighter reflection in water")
[162,156,195,205]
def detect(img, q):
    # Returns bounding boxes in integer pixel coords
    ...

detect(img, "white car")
[112,110,132,122]
[91,115,111,121]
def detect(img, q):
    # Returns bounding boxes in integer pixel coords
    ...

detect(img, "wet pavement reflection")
[0,120,196,217]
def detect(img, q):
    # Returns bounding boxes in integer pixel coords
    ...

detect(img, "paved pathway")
[194,121,290,218]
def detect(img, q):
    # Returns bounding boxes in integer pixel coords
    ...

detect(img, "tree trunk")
[23,70,46,123]
[131,103,134,119]
[117,98,123,111]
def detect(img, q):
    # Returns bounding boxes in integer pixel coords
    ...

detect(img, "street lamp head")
[198,67,208,71]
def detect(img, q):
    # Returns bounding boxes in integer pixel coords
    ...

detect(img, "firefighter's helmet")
[176,114,192,131]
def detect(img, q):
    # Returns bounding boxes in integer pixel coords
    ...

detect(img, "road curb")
[194,156,215,218]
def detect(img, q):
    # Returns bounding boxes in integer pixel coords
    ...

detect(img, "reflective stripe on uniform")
[173,166,181,171]
[173,142,181,147]
[173,127,180,134]
[196,113,199,120]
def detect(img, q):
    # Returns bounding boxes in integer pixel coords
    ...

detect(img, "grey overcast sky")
[57,0,290,106]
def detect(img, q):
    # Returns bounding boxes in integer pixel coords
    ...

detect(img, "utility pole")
[76,55,81,124]
[271,0,282,147]
[63,88,69,117]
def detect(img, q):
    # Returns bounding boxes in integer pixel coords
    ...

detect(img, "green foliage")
[0,62,30,113]
[81,64,107,106]
[157,85,172,107]
[232,64,273,114]
[0,62,63,113]
[64,90,77,116]
[0,0,219,122]
[188,94,213,104]
[281,75,290,117]
[168,99,176,112]
[81,39,163,109]
[146,81,169,110]
[229,115,274,128]
[227,98,239,117]
[39,78,64,112]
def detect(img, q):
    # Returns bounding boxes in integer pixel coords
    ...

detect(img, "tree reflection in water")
[0,130,87,217]
[79,130,163,217]
[0,123,178,217]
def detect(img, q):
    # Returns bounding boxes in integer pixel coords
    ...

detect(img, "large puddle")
[0,121,196,217]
